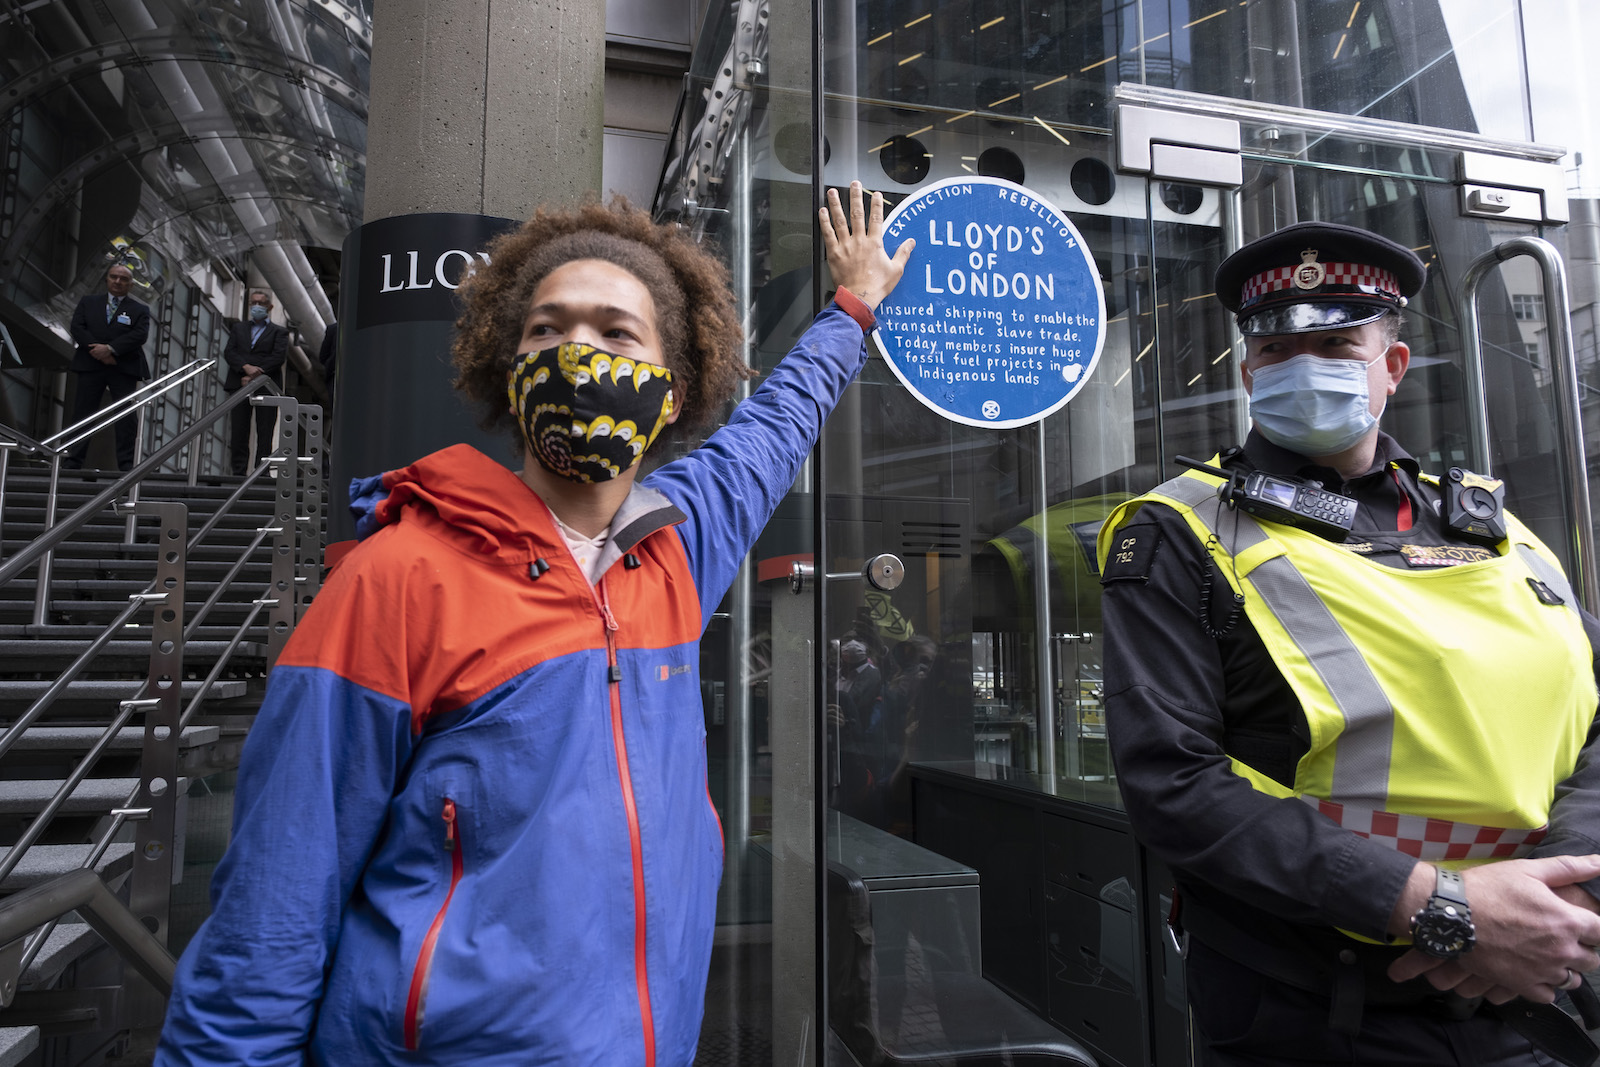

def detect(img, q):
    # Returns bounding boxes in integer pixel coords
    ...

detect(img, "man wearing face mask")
[1097,222,1600,1065]
[221,290,290,475]
[157,186,913,1067]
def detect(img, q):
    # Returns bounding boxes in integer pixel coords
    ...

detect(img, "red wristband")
[833,287,876,332]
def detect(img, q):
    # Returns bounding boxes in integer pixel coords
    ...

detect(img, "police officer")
[1097,222,1600,1065]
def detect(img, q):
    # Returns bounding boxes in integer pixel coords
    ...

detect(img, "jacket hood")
[348,444,558,563]
[348,444,687,567]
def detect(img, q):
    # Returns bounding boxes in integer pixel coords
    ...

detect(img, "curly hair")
[452,198,750,444]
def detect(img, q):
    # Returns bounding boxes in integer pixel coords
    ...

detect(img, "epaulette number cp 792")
[1101,524,1160,584]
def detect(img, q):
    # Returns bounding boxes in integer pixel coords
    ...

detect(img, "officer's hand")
[90,344,115,364]
[818,181,913,311]
[1387,855,1600,1003]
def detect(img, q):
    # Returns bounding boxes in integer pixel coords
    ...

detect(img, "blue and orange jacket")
[156,303,872,1066]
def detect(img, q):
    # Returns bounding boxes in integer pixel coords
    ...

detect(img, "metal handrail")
[0,869,174,996]
[0,377,275,614]
[0,402,322,1003]
[0,426,48,454]
[40,360,218,453]
[1458,236,1597,611]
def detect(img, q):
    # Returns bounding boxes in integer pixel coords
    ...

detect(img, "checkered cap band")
[1239,262,1403,309]
[1302,795,1547,861]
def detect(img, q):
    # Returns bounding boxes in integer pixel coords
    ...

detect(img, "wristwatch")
[1410,867,1476,959]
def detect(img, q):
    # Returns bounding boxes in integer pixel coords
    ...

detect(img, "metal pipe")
[32,453,62,627]
[188,458,273,551]
[0,440,12,552]
[1458,236,1598,611]
[0,868,175,996]
[251,244,327,356]
[1033,420,1055,777]
[184,528,275,638]
[180,597,269,730]
[123,407,148,544]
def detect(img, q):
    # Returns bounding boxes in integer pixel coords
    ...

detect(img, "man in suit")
[66,262,151,471]
[223,290,290,475]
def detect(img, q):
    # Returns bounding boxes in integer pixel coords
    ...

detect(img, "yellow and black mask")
[508,343,675,483]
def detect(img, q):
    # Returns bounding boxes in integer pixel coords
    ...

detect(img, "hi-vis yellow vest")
[1098,466,1597,870]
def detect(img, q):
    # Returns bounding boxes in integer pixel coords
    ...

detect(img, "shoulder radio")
[1176,456,1358,543]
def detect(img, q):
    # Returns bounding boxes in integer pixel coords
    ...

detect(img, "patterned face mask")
[508,343,676,483]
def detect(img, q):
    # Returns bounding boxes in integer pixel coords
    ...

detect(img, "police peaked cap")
[1214,221,1427,336]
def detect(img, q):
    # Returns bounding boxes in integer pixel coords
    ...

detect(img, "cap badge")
[1293,249,1327,291]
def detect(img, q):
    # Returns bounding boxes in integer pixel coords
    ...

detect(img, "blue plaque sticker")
[875,177,1106,429]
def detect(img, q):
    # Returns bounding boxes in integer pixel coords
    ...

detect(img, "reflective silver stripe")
[1246,555,1395,805]
[1157,475,1393,806]
[1516,543,1579,617]
[1152,476,1270,561]
[1157,475,1223,508]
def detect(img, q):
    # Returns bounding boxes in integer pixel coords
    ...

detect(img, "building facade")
[654,2,1600,1064]
[9,1,1600,1064]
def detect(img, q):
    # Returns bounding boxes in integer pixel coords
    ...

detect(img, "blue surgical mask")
[249,305,269,323]
[1247,352,1384,457]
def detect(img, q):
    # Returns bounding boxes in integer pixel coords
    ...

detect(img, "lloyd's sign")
[352,212,519,328]
[331,211,522,542]
[875,177,1106,429]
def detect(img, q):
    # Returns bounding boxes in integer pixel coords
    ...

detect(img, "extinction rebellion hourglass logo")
[873,177,1106,429]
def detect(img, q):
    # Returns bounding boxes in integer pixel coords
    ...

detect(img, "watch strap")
[1433,866,1469,910]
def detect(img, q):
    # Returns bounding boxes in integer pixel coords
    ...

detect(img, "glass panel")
[1181,0,1529,139]
[657,2,817,1062]
[659,1,1568,1064]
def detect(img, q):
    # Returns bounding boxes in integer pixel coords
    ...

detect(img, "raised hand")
[818,180,914,311]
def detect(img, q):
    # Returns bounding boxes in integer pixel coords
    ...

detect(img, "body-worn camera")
[1442,466,1506,545]
[1177,456,1358,542]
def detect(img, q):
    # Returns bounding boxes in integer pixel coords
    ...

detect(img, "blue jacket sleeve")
[155,665,416,1065]
[645,302,868,626]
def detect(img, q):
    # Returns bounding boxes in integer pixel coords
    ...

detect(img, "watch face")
[1413,904,1476,959]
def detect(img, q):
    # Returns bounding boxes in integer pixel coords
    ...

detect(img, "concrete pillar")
[334,0,608,540]
[363,0,606,221]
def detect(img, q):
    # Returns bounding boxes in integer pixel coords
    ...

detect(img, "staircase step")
[0,778,147,815]
[0,843,134,891]
[0,1026,39,1067]
[22,923,97,988]
[4,727,220,752]
[0,680,248,704]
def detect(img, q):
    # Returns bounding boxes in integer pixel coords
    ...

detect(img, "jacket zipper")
[598,581,657,1067]
[403,797,464,1051]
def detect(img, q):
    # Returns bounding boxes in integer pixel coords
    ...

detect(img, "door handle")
[789,552,906,595]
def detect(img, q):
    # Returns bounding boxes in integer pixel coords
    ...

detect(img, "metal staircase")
[0,366,325,1064]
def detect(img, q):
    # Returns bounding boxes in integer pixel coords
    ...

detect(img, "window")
[1513,293,1545,321]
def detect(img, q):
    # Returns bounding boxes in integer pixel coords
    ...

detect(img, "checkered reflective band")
[1239,262,1403,309]
[1302,796,1547,861]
